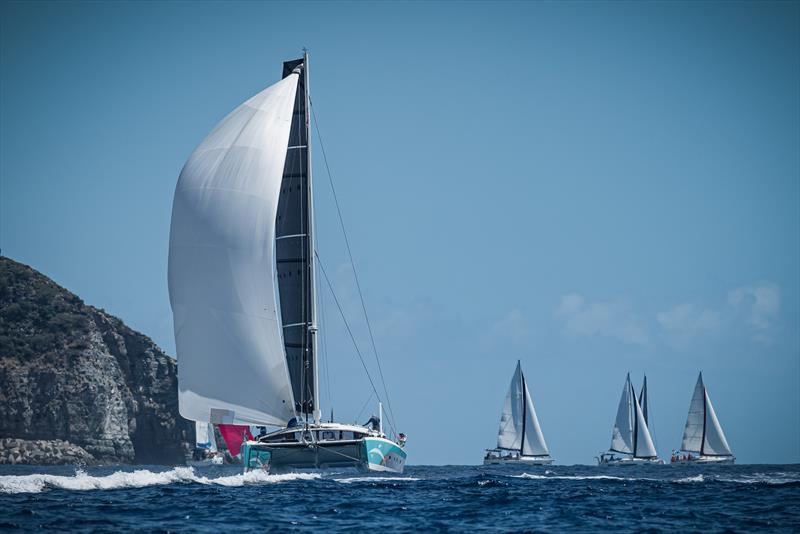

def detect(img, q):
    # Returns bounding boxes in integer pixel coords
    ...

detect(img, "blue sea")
[1,463,799,532]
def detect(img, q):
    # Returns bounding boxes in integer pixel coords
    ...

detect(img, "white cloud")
[555,293,649,345]
[727,282,780,342]
[656,303,719,346]
[490,309,529,344]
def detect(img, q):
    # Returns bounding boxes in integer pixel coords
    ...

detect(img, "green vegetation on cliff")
[0,257,193,465]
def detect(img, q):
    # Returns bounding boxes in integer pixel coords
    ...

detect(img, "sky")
[1,1,798,465]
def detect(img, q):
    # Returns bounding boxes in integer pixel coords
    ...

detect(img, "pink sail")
[218,424,253,457]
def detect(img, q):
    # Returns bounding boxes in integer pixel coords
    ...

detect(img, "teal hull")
[242,437,406,474]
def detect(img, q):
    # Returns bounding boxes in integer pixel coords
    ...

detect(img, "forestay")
[168,73,300,426]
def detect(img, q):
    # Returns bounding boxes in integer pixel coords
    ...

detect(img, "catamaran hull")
[242,437,406,474]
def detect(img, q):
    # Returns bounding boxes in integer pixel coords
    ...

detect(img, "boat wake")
[0,467,320,494]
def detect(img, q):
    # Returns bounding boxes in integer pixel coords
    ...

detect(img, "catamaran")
[168,53,406,474]
[671,372,734,464]
[597,373,663,465]
[187,422,223,466]
[484,361,553,465]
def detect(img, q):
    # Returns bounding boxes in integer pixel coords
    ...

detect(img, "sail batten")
[169,68,300,426]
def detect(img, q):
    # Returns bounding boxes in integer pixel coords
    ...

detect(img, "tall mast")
[520,363,527,455]
[631,381,639,457]
[699,374,706,456]
[304,50,321,425]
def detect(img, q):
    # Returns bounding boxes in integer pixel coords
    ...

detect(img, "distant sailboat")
[671,372,734,464]
[597,373,663,465]
[484,361,553,465]
[187,422,223,466]
[168,52,406,474]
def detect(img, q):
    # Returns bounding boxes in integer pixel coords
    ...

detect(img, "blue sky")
[1,1,798,465]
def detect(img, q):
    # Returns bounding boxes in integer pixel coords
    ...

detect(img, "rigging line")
[315,251,394,433]
[316,245,332,412]
[355,391,375,424]
[309,98,399,437]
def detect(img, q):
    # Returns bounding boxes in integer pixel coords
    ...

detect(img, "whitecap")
[673,474,705,484]
[0,467,320,494]
[334,476,419,484]
[512,473,640,482]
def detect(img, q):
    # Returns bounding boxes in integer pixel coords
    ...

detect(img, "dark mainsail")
[276,57,316,415]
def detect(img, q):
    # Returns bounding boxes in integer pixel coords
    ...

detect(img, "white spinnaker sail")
[195,422,217,452]
[521,378,550,456]
[681,373,706,453]
[497,362,524,450]
[169,73,300,426]
[633,390,658,458]
[610,375,634,454]
[703,389,733,456]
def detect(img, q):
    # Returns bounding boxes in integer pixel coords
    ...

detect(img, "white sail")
[521,378,550,456]
[169,73,300,426]
[681,373,706,453]
[633,389,658,458]
[610,375,634,454]
[195,422,217,453]
[496,362,524,450]
[638,375,649,426]
[703,387,733,456]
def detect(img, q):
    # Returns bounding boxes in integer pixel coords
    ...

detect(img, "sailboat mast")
[304,50,321,425]
[520,366,527,455]
[700,376,707,456]
[631,381,639,457]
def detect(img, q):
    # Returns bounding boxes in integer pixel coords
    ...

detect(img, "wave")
[673,474,705,484]
[716,473,800,486]
[512,472,800,486]
[512,473,649,482]
[0,467,320,494]
[334,476,419,484]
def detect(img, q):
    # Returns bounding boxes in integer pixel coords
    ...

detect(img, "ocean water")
[1,463,799,532]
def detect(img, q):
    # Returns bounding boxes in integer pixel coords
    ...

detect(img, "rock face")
[0,257,193,465]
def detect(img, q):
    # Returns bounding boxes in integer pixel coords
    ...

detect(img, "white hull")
[671,455,735,465]
[597,454,664,466]
[484,456,553,466]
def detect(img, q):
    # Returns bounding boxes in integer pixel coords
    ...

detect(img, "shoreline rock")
[0,438,95,465]
[0,257,194,465]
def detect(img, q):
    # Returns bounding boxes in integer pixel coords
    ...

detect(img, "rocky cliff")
[0,257,193,465]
